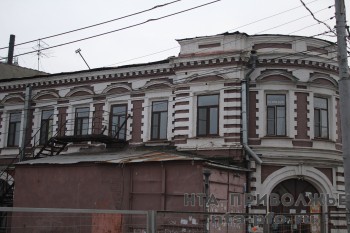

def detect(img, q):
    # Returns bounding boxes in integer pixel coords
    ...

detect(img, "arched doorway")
[269,179,322,233]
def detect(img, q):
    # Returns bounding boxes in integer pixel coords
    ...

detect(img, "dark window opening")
[314,97,328,138]
[110,105,127,140]
[197,95,219,136]
[151,101,168,140]
[8,112,21,147]
[266,94,286,136]
[40,109,54,145]
[74,107,90,136]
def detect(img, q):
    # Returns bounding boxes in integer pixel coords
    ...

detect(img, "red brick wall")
[131,100,143,143]
[295,92,309,139]
[93,103,105,134]
[248,91,258,138]
[57,107,68,136]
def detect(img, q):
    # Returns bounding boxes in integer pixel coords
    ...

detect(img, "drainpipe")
[203,169,211,233]
[19,84,32,161]
[242,51,261,232]
[242,50,262,165]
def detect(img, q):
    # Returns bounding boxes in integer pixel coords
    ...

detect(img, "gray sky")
[0,0,346,74]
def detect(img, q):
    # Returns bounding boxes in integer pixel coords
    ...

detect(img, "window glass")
[153,101,168,112]
[151,101,168,140]
[76,107,89,117]
[10,113,21,122]
[110,105,127,140]
[8,112,21,146]
[40,109,54,145]
[159,112,168,139]
[75,107,90,136]
[267,95,285,106]
[197,95,219,136]
[198,95,219,106]
[266,95,286,136]
[209,108,218,134]
[314,97,327,109]
[314,97,328,139]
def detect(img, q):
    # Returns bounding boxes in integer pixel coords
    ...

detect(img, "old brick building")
[0,32,345,232]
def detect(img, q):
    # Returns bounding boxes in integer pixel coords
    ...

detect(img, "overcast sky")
[0,0,347,74]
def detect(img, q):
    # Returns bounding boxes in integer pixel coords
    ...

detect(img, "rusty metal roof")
[17,150,249,171]
[17,150,202,165]
[107,151,201,163]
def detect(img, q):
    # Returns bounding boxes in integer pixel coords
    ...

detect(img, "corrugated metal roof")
[107,151,202,163]
[17,150,248,171]
[17,150,202,165]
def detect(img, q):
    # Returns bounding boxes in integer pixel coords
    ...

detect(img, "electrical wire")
[0,24,340,151]
[0,0,221,61]
[0,40,337,132]
[0,45,339,179]
[0,0,184,50]
[299,0,336,37]
[0,29,333,108]
[107,3,334,67]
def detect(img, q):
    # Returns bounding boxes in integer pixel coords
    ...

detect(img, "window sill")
[313,138,334,142]
[262,136,293,139]
[192,135,222,139]
[145,140,171,146]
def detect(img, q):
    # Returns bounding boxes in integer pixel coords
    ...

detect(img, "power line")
[107,3,334,67]
[0,27,336,105]
[0,41,338,175]
[226,0,321,33]
[0,29,340,180]
[0,0,184,50]
[0,0,221,61]
[299,0,336,36]
[0,18,339,105]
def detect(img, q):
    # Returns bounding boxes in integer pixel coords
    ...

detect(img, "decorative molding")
[102,84,132,94]
[32,90,60,100]
[1,93,24,104]
[308,72,338,88]
[65,87,94,97]
[256,69,299,83]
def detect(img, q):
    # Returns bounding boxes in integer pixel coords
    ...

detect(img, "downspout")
[19,84,32,161]
[242,50,261,233]
[242,50,262,165]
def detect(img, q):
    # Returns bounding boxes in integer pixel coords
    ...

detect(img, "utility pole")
[335,0,350,230]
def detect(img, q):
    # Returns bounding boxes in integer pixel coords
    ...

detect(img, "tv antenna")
[32,39,51,71]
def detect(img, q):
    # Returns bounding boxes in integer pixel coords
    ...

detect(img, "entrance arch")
[269,178,322,233]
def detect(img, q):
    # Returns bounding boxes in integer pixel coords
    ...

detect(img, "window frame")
[109,104,128,140]
[196,94,220,137]
[39,109,54,145]
[314,96,329,139]
[74,107,90,136]
[266,94,286,136]
[7,112,22,147]
[151,100,168,140]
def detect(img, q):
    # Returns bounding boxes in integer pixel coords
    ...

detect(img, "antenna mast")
[33,39,49,71]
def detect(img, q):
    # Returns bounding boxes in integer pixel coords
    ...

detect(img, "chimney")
[7,34,15,65]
